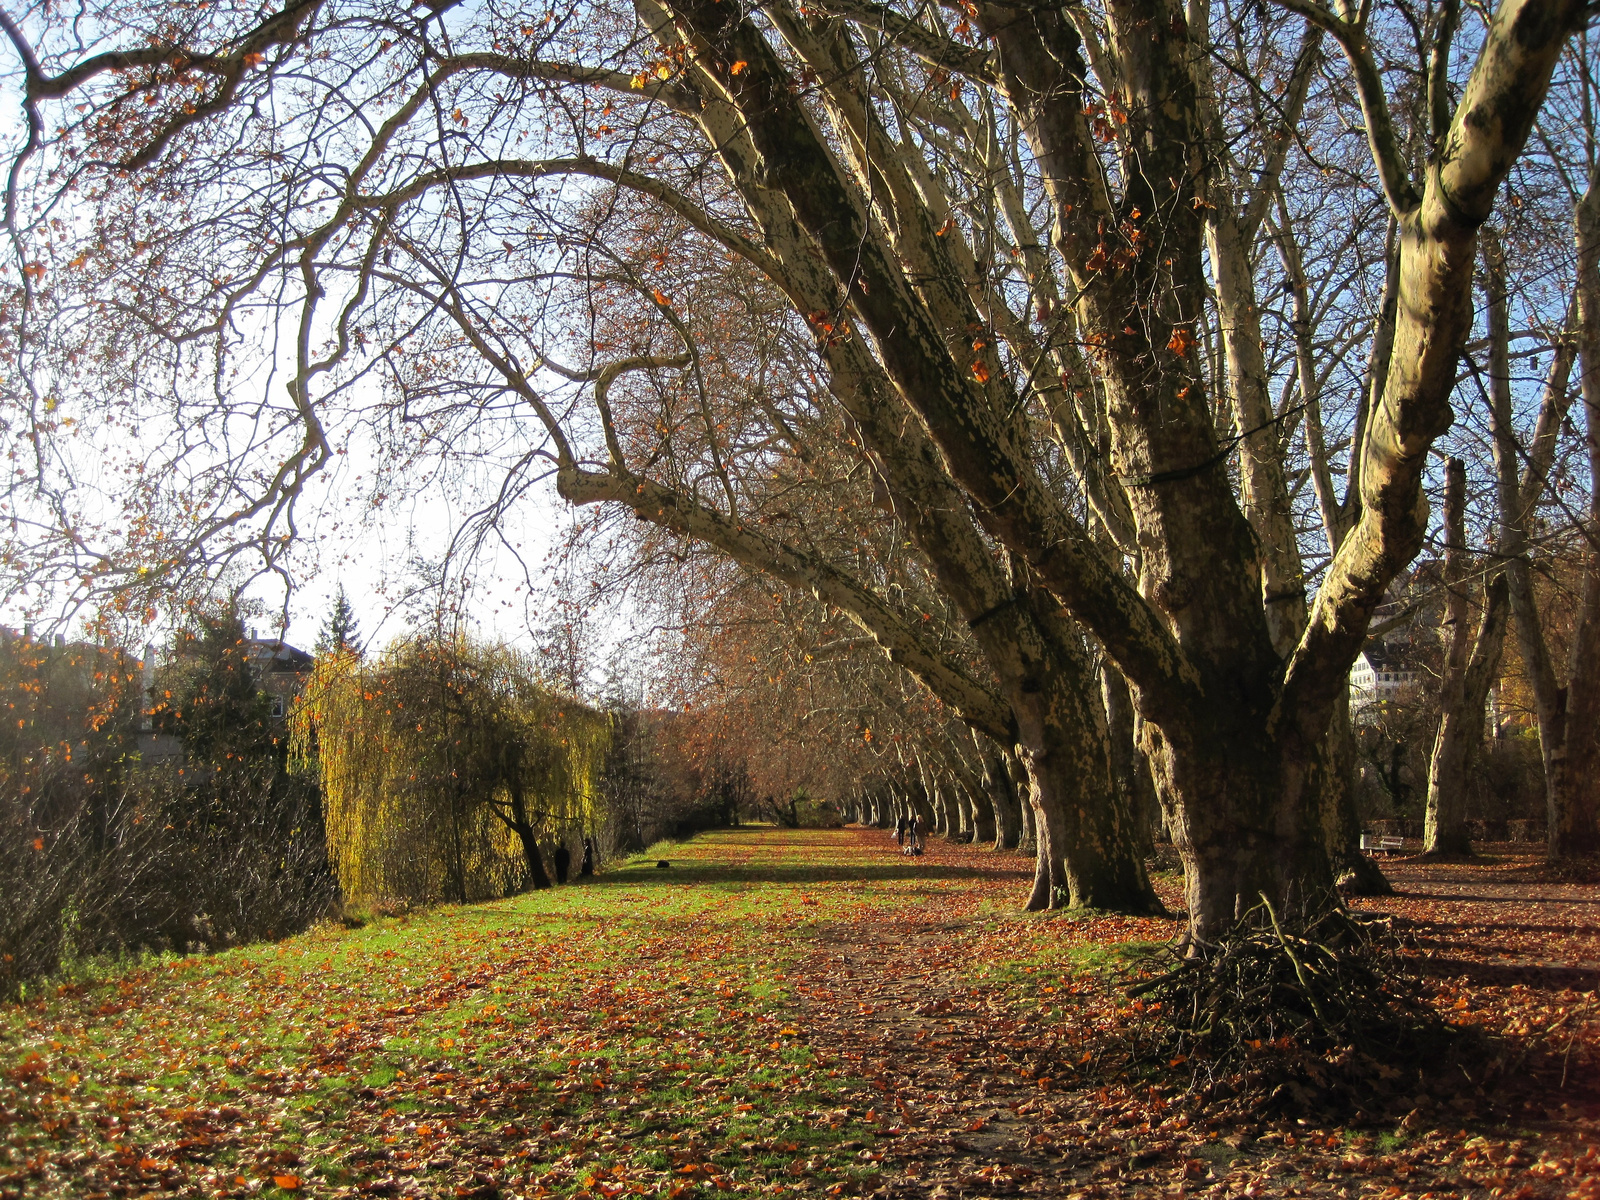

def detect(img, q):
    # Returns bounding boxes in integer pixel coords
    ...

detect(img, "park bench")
[1360,832,1405,855]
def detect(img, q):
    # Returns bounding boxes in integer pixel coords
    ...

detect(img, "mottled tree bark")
[1008,750,1036,850]
[1101,660,1154,860]
[1425,460,1509,856]
[976,735,1023,850]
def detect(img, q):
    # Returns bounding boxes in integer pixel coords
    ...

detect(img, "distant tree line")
[0,613,332,1000]
[1,607,798,996]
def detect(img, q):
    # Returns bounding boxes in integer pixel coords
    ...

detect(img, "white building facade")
[1348,649,1423,720]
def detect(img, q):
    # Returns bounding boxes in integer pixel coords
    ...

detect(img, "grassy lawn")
[3,827,1121,1199]
[0,830,906,1197]
[2,828,1596,1199]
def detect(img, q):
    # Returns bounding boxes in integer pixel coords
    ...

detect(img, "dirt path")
[793,910,1074,1196]
[786,829,1600,1199]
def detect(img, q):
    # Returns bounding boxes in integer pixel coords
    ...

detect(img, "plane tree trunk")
[975,734,1023,851]
[1007,751,1035,850]
[1424,459,1510,856]
[1485,184,1600,861]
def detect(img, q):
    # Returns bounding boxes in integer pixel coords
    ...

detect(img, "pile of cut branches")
[1121,898,1466,1113]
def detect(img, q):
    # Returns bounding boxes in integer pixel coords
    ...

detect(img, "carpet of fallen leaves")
[1,829,1596,1200]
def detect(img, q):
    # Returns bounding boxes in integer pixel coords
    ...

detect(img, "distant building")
[1346,557,1448,724]
[243,637,316,719]
[2,628,316,768]
[1349,644,1425,721]
[132,634,315,765]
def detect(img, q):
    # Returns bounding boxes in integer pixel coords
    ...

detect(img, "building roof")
[1359,644,1421,673]
[244,638,315,673]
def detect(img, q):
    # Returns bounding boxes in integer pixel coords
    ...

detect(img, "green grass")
[0,828,1191,1197]
[0,829,953,1197]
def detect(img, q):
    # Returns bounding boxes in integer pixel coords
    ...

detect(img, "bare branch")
[1271,0,1420,214]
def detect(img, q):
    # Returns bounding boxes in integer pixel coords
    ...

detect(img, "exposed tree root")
[1333,853,1395,896]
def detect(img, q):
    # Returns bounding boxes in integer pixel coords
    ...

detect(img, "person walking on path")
[554,842,571,884]
[895,815,907,847]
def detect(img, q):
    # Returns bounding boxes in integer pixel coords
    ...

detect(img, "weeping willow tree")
[291,636,610,905]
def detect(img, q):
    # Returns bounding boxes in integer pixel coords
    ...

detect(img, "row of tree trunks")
[654,0,1582,926]
[654,0,1573,919]
[627,0,1160,912]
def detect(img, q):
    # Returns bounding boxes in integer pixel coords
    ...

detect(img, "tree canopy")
[3,0,1597,932]
[292,635,610,904]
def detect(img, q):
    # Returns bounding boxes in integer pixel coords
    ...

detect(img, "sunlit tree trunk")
[1100,661,1153,860]
[1008,751,1035,850]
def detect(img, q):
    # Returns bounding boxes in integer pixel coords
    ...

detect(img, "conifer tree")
[315,587,363,658]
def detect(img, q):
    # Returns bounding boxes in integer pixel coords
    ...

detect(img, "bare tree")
[1485,168,1600,858]
[3,0,1591,938]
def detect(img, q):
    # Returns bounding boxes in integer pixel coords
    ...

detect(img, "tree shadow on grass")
[1412,956,1600,991]
[587,861,1027,886]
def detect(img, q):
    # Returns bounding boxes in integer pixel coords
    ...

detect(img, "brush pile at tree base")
[1124,900,1473,1114]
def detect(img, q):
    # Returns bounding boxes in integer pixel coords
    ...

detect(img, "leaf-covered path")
[1,828,1596,1199]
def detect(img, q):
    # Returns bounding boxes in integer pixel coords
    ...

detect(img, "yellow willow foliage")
[291,636,610,904]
